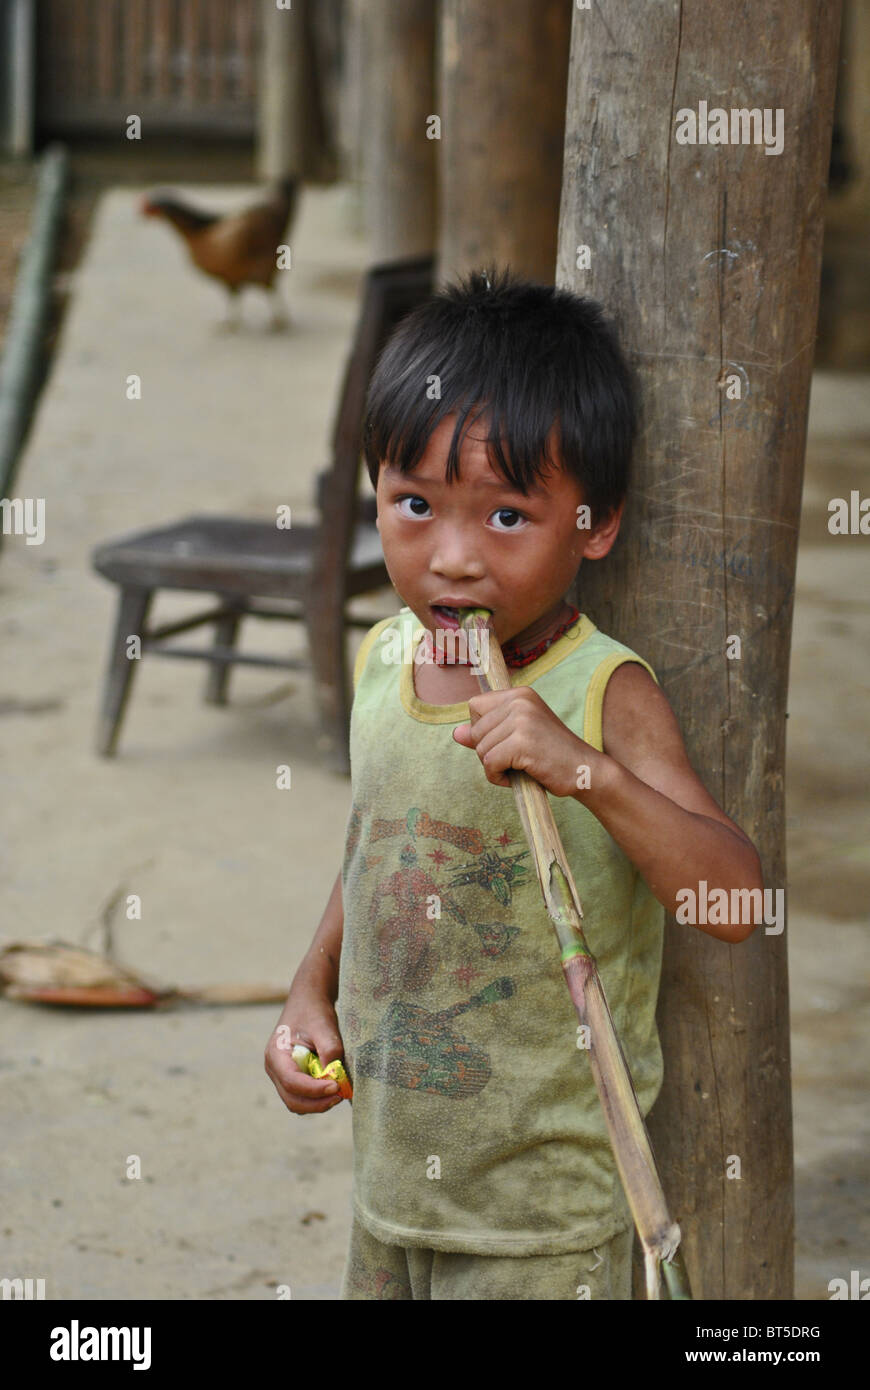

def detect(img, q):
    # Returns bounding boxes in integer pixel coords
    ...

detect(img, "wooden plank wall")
[36,0,259,135]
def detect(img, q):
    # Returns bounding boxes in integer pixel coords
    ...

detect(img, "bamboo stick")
[459,608,691,1300]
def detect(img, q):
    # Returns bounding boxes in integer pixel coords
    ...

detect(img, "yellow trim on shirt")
[582,653,659,753]
[352,615,398,692]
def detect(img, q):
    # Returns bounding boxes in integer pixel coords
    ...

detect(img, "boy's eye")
[489,507,528,531]
[396,495,432,519]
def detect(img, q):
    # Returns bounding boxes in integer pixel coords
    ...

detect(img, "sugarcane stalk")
[459,608,691,1300]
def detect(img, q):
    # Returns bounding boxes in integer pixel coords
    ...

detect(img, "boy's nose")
[429,543,485,580]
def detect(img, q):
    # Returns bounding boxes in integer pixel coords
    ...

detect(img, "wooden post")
[438,0,572,283]
[5,0,35,157]
[336,0,370,232]
[257,0,334,184]
[362,0,437,260]
[833,0,870,221]
[0,145,67,506]
[557,2,842,1299]
[817,0,870,366]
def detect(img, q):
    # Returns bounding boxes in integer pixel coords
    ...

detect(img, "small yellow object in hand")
[292,1045,353,1100]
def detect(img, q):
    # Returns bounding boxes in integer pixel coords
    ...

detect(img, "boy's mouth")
[430,601,487,630]
[431,605,461,629]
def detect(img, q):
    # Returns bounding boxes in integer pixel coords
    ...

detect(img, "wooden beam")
[335,0,369,231]
[831,0,870,222]
[257,0,333,183]
[437,0,572,283]
[363,0,437,260]
[0,146,68,507]
[557,0,842,1299]
[6,0,36,156]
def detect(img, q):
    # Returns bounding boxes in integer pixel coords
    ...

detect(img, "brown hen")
[141,176,298,330]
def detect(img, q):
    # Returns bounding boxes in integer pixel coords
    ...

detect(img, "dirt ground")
[785,378,870,1298]
[0,151,867,1301]
[0,162,371,1301]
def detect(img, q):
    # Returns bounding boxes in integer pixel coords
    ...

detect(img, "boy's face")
[375,413,622,648]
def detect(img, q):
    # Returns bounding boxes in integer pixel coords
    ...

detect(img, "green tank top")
[337,606,664,1255]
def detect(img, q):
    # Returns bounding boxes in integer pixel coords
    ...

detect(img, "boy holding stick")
[265,269,763,1300]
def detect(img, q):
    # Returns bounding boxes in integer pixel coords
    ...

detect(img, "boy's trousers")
[340,1215,634,1300]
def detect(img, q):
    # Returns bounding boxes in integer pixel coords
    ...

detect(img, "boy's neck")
[502,598,575,660]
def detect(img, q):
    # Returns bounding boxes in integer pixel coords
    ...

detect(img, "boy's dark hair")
[363,266,638,526]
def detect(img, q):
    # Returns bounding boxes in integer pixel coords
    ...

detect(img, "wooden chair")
[91,255,435,773]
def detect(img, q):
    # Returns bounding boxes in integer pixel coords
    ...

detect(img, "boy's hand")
[264,987,348,1116]
[452,687,602,799]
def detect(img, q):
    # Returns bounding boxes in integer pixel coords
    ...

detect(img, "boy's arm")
[455,664,764,944]
[264,871,346,1115]
[292,870,343,1005]
[580,661,764,943]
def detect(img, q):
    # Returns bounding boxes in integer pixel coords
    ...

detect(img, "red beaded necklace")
[427,606,581,669]
[501,606,581,668]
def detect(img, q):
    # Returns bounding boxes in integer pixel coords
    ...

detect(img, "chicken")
[140,177,299,330]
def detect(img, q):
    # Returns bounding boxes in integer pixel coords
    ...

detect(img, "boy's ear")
[582,499,625,560]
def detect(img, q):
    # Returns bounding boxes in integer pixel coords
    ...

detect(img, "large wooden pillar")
[557,2,842,1298]
[336,0,370,231]
[438,0,572,283]
[3,0,35,157]
[817,0,870,365]
[361,0,438,260]
[835,0,870,220]
[257,0,334,183]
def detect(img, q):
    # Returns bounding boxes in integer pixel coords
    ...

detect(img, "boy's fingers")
[266,1049,339,1096]
[273,1078,342,1115]
[280,1062,340,1096]
[467,690,506,712]
[471,729,516,786]
[465,702,512,738]
[453,710,495,744]
[309,1029,345,1066]
[268,1065,341,1111]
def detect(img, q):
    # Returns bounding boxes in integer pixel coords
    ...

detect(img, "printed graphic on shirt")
[371,842,468,999]
[473,920,521,957]
[448,847,531,906]
[347,804,486,863]
[370,1267,410,1300]
[347,802,529,1001]
[354,978,516,1099]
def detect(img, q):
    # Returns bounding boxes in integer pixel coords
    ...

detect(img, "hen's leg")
[217,287,242,332]
[267,283,290,332]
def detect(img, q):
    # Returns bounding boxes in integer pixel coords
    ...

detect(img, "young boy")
[265,268,763,1301]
